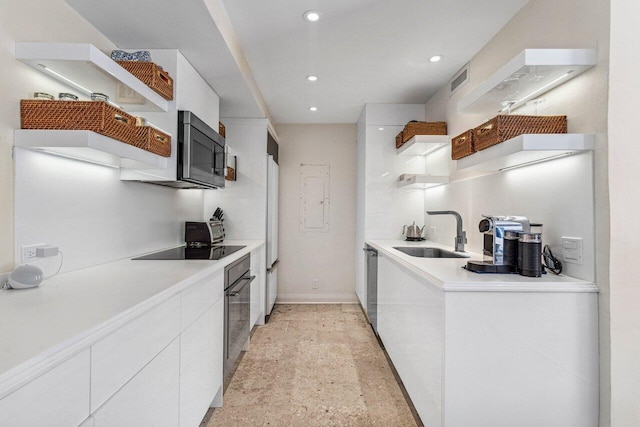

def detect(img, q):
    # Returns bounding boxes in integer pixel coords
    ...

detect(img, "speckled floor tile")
[207,404,268,426]
[209,303,421,427]
[341,304,362,313]
[316,304,343,313]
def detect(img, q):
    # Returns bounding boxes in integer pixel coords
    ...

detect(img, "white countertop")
[367,239,598,293]
[0,240,264,397]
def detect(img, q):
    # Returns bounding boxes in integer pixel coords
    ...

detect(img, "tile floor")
[207,304,419,427]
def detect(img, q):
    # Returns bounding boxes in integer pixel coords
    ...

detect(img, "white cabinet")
[250,245,265,327]
[121,50,220,182]
[90,295,181,411]
[78,417,95,427]
[181,269,224,332]
[354,104,427,306]
[179,299,224,427]
[93,339,180,427]
[0,350,90,427]
[78,416,95,427]
[377,253,444,427]
[377,253,599,427]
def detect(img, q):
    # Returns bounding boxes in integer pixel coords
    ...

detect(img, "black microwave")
[176,110,225,189]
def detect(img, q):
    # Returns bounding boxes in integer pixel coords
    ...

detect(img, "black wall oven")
[177,110,225,189]
[223,253,254,380]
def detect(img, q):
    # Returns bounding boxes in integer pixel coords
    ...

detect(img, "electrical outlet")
[561,237,583,265]
[430,226,437,238]
[21,244,47,264]
[312,279,319,289]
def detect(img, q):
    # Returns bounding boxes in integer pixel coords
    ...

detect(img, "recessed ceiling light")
[303,11,321,22]
[309,106,318,111]
[306,75,318,82]
[378,127,384,131]
[430,55,442,63]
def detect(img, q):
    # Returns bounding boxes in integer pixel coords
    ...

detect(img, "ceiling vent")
[450,63,470,96]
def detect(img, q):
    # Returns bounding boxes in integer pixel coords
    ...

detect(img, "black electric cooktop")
[132,245,246,261]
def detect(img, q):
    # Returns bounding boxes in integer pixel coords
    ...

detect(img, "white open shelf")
[15,43,169,112]
[456,133,595,173]
[398,174,449,189]
[397,135,449,156]
[457,49,596,114]
[14,130,169,170]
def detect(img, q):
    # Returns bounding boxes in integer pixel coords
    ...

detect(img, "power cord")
[44,250,64,279]
[542,245,562,275]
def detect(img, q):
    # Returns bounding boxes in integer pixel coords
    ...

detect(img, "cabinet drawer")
[179,300,224,427]
[180,298,222,373]
[93,339,180,427]
[78,416,95,427]
[181,269,223,332]
[0,349,90,427]
[91,295,180,411]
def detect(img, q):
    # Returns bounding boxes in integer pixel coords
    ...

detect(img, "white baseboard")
[276,293,359,304]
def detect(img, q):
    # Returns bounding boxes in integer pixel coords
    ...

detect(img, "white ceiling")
[64,0,265,119]
[221,0,529,123]
[65,0,528,124]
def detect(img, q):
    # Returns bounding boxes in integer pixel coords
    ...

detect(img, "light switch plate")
[561,237,583,265]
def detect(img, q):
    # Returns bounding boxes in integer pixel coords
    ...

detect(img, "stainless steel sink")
[393,247,469,258]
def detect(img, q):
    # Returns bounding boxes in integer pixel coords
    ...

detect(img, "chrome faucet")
[427,210,467,252]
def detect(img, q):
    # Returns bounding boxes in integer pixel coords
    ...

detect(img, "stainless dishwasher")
[223,253,255,380]
[363,245,378,334]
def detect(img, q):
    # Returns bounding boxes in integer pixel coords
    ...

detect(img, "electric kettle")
[402,222,425,241]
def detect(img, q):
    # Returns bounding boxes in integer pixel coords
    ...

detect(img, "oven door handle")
[228,275,255,296]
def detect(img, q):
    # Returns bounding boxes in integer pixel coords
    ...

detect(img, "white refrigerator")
[266,155,279,316]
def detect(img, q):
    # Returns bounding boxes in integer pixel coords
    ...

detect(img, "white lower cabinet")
[93,339,180,427]
[78,416,95,427]
[179,298,224,427]
[377,253,444,427]
[181,269,224,332]
[0,257,238,427]
[0,350,90,427]
[91,294,181,411]
[377,253,599,427]
[250,245,265,328]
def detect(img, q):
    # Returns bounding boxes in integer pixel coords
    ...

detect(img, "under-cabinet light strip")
[499,71,574,113]
[38,64,125,110]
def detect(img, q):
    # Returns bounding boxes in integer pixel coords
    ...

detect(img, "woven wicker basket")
[395,132,404,149]
[474,115,567,151]
[136,126,171,157]
[219,121,226,138]
[451,130,475,160]
[20,100,137,145]
[396,121,448,149]
[116,61,174,101]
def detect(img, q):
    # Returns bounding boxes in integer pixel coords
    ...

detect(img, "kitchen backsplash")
[14,149,204,274]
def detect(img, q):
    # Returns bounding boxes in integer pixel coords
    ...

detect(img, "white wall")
[0,0,116,273]
[276,124,356,303]
[2,0,207,274]
[14,150,204,273]
[423,0,610,422]
[608,0,640,424]
[203,118,268,240]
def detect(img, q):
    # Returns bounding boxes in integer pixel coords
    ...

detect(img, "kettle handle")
[402,225,407,235]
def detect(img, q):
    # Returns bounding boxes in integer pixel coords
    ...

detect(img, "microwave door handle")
[183,125,192,178]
